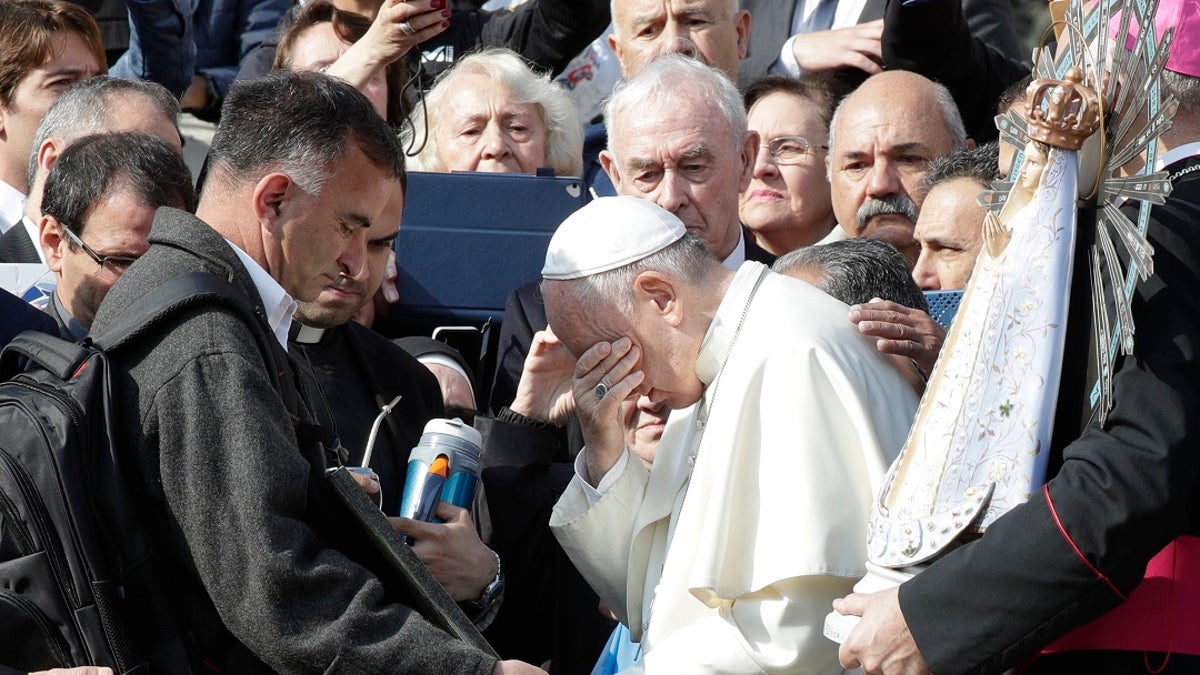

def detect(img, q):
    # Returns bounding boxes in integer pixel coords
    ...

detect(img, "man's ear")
[600,149,623,192]
[40,215,66,273]
[737,130,759,193]
[608,33,629,78]
[251,172,293,234]
[633,270,682,327]
[38,138,64,177]
[965,137,976,150]
[735,10,752,60]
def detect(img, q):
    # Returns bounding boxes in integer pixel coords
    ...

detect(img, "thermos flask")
[398,418,482,525]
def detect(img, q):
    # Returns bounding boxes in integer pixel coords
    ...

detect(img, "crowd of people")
[1,0,1199,673]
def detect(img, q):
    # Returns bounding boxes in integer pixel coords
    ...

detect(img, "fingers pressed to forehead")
[575,341,614,377]
[595,337,637,378]
[575,337,633,378]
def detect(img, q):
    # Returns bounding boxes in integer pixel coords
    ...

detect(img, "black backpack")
[0,272,279,673]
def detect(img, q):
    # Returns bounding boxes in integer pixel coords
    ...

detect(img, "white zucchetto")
[541,196,687,280]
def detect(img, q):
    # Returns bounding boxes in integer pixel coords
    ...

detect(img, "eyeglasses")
[62,226,139,273]
[759,136,828,165]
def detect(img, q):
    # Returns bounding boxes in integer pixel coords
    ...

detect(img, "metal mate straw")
[361,394,402,468]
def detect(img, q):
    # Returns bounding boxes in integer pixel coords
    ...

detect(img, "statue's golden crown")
[1024,66,1101,150]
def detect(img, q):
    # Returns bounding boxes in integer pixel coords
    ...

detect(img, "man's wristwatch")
[462,550,504,625]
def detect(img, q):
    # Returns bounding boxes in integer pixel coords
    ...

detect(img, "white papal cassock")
[551,262,919,673]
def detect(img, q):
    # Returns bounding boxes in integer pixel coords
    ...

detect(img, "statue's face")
[1020,147,1046,192]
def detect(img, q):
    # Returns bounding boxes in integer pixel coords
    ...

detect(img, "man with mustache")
[820,69,969,377]
[825,69,968,265]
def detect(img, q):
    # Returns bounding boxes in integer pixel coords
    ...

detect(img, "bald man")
[825,70,969,264]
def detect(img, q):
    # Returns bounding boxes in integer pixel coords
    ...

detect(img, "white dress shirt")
[0,179,27,235]
[226,239,297,351]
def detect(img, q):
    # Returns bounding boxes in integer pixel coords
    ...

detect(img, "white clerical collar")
[292,323,326,344]
[0,180,28,235]
[695,261,768,386]
[225,239,297,351]
[1156,142,1200,172]
[21,216,47,265]
[720,227,746,270]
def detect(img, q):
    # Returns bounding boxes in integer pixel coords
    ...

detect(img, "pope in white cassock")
[540,196,919,673]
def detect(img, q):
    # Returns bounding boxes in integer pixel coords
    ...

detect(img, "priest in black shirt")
[287,187,502,617]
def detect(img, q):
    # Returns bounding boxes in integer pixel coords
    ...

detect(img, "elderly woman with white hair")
[405,48,584,176]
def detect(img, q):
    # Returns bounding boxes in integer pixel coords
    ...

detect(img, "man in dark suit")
[738,0,1023,88]
[88,71,540,674]
[836,28,1200,675]
[0,223,40,263]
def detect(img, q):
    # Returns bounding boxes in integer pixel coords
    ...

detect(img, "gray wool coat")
[90,207,497,674]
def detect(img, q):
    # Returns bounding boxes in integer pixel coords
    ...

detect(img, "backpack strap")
[0,331,89,381]
[88,271,296,415]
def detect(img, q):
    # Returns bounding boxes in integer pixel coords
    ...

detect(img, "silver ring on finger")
[594,382,609,400]
[398,20,417,36]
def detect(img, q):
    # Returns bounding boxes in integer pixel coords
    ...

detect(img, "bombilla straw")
[361,394,403,468]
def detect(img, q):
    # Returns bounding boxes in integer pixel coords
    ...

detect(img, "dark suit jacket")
[899,156,1200,674]
[739,0,1023,88]
[0,288,57,350]
[90,207,497,673]
[0,224,39,263]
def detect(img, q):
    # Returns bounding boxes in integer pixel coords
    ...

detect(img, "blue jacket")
[110,0,195,98]
[193,0,292,100]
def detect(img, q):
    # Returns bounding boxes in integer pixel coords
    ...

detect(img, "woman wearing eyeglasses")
[738,74,842,257]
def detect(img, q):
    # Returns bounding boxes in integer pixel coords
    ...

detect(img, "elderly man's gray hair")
[827,80,968,159]
[27,76,180,188]
[774,238,929,312]
[604,54,748,161]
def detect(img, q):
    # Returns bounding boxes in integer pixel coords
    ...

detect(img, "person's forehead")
[915,179,985,240]
[835,91,947,152]
[100,99,181,149]
[613,101,731,157]
[290,23,345,68]
[442,73,530,116]
[750,92,826,137]
[83,187,155,240]
[615,0,732,23]
[24,32,101,81]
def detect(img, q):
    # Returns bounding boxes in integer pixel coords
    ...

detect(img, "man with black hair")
[89,71,541,674]
[38,132,195,338]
